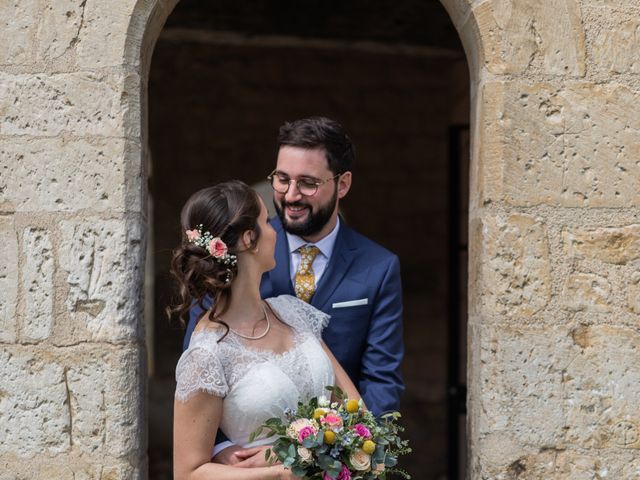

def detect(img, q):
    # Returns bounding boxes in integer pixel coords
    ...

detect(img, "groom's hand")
[212,445,271,467]
[232,445,272,467]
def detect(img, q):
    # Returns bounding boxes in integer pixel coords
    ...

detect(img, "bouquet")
[250,386,411,479]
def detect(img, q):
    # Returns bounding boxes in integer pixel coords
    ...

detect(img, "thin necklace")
[227,303,271,340]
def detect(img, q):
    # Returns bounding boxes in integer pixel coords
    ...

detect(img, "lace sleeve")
[272,295,330,340]
[175,345,229,402]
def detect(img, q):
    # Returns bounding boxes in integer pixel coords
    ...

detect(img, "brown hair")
[278,117,355,175]
[167,180,262,333]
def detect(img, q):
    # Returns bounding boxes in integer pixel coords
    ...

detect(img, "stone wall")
[443,0,640,477]
[0,0,178,478]
[1,0,639,478]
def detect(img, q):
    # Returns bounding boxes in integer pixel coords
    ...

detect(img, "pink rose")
[208,237,228,258]
[323,464,351,480]
[352,424,372,439]
[298,425,317,443]
[321,413,343,429]
[185,229,200,241]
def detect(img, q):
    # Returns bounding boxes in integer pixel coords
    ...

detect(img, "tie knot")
[298,245,320,259]
[297,246,320,274]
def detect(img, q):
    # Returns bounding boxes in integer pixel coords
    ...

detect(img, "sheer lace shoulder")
[267,295,330,339]
[175,333,229,402]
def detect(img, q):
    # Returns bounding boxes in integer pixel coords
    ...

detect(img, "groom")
[184,116,404,453]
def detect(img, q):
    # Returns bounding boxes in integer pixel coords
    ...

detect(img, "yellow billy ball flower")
[324,430,336,445]
[313,408,327,420]
[346,399,360,414]
[362,440,376,455]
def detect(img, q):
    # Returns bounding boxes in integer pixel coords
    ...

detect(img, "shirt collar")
[286,217,341,259]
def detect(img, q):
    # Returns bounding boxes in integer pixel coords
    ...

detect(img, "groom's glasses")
[267,170,341,197]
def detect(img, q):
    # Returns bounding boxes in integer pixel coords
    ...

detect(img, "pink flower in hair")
[209,237,228,258]
[185,229,200,241]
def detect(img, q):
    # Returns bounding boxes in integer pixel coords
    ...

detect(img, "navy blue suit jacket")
[184,216,405,415]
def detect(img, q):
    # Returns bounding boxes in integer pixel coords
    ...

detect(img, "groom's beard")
[274,187,338,238]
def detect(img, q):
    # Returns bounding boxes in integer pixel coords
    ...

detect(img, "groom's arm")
[358,255,405,415]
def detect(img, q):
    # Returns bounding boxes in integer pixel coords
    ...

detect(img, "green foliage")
[248,386,411,479]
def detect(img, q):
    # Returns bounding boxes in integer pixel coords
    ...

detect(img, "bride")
[170,181,360,480]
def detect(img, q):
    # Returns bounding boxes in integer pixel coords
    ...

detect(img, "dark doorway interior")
[147,2,469,478]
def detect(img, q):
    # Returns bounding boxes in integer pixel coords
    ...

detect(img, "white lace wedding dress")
[175,294,335,448]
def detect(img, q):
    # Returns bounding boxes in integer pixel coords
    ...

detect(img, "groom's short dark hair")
[277,117,355,175]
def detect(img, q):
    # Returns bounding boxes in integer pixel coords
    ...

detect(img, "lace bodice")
[175,295,335,447]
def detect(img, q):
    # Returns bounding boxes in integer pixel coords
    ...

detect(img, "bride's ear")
[240,230,257,251]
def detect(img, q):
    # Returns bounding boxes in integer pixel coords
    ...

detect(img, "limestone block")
[563,224,640,265]
[485,449,633,480]
[472,0,585,75]
[478,214,551,318]
[0,216,18,343]
[0,138,130,212]
[36,1,87,62]
[0,349,70,457]
[21,228,54,341]
[561,272,611,312]
[629,272,640,314]
[0,1,87,65]
[65,347,144,457]
[591,9,640,74]
[0,346,144,460]
[565,325,640,449]
[479,82,640,207]
[0,72,139,138]
[58,218,144,342]
[0,1,39,65]
[476,326,572,455]
[76,0,140,69]
[0,460,141,480]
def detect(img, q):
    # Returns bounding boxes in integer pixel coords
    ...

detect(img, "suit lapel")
[311,223,357,310]
[265,216,295,296]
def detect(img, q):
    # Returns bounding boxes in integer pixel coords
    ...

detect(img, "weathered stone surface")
[0,346,144,459]
[477,214,551,318]
[65,347,144,457]
[473,0,585,75]
[476,325,572,460]
[0,72,139,137]
[484,449,638,480]
[0,1,86,66]
[0,1,39,65]
[479,81,640,207]
[563,224,640,265]
[561,272,611,312]
[0,216,18,343]
[0,459,142,480]
[22,228,54,341]
[58,219,143,342]
[0,349,69,457]
[591,8,640,74]
[629,272,640,314]
[565,325,640,450]
[77,0,139,69]
[0,138,129,212]
[475,324,640,476]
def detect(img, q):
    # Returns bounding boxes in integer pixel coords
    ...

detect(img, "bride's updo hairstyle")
[168,180,262,328]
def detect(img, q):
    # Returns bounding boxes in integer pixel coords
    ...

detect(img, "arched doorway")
[146,2,469,479]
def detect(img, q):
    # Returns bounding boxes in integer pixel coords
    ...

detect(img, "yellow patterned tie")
[294,246,321,303]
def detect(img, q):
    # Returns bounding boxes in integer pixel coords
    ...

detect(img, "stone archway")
[2,0,639,478]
